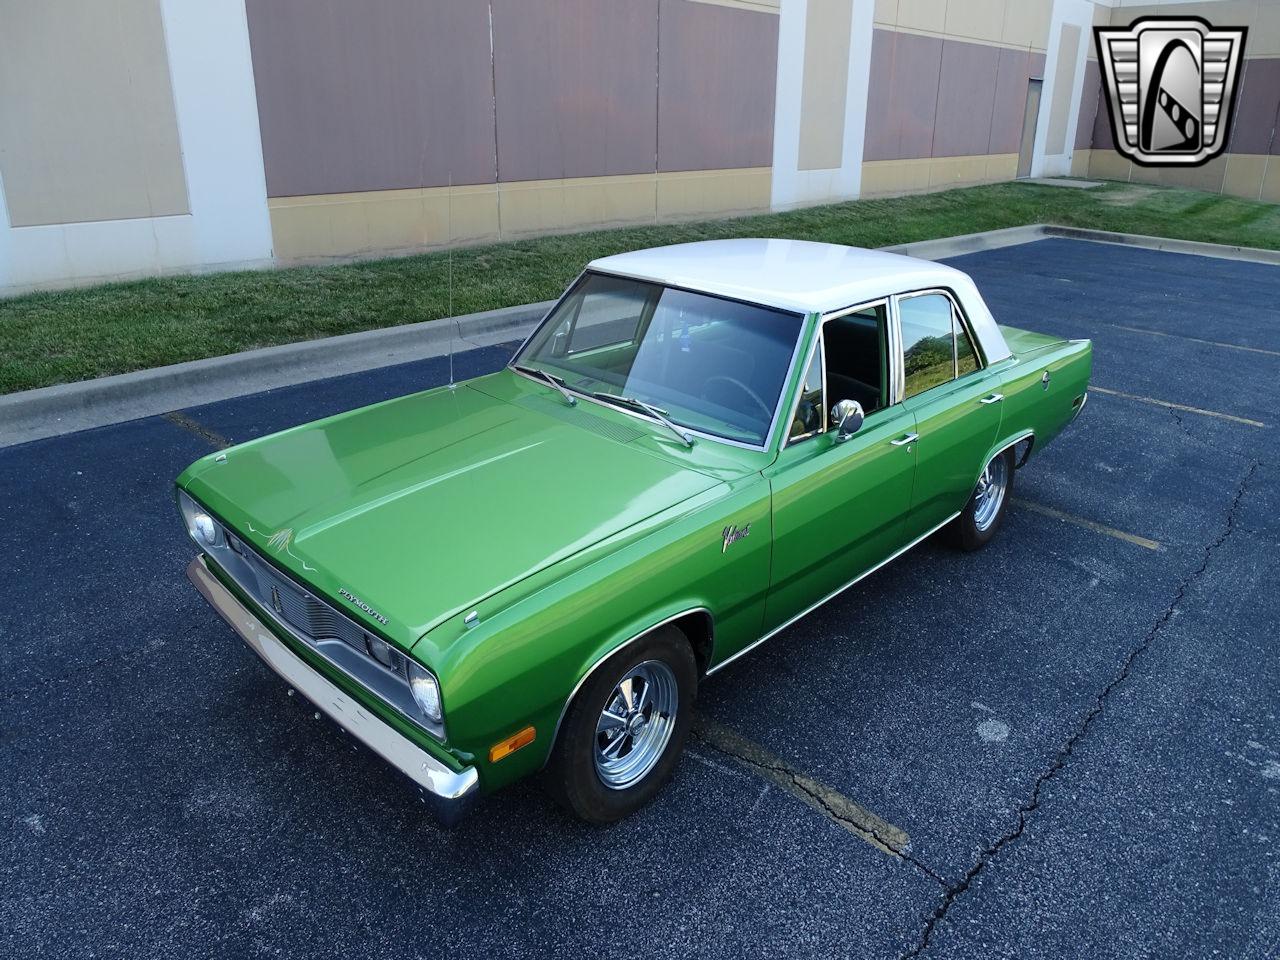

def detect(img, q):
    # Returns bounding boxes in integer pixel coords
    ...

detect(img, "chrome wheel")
[593,660,678,790]
[973,454,1009,532]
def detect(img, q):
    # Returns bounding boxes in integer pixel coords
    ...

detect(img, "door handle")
[980,393,1004,405]
[890,432,919,447]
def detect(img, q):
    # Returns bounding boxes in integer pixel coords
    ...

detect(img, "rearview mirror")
[830,399,865,442]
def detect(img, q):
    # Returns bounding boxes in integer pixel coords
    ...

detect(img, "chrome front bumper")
[187,556,479,825]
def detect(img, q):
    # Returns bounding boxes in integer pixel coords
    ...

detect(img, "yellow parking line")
[692,716,911,857]
[1013,498,1162,551]
[1090,386,1267,428]
[1110,324,1280,359]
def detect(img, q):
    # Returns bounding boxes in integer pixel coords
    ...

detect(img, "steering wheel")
[703,375,773,422]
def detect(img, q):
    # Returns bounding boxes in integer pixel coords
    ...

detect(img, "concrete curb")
[4,223,1277,448]
[0,300,553,448]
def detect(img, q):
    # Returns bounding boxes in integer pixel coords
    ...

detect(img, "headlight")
[407,662,443,723]
[178,489,223,548]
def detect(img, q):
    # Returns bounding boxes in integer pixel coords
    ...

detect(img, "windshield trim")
[508,269,809,453]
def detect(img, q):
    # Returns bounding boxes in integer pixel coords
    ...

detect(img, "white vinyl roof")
[590,239,962,315]
[588,238,1012,362]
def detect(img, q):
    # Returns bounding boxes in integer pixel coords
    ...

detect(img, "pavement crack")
[899,458,1261,959]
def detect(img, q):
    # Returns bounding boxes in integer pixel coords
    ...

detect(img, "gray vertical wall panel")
[933,39,1000,157]
[1074,58,1100,151]
[492,0,659,182]
[1227,58,1280,155]
[990,48,1035,155]
[246,0,496,197]
[656,0,778,172]
[863,29,943,162]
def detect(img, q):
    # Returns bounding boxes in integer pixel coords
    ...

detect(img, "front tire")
[545,626,696,823]
[953,448,1014,551]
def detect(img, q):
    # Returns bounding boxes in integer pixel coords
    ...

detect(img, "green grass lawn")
[3,178,1279,395]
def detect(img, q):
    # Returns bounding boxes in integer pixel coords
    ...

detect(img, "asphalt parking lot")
[2,238,1278,959]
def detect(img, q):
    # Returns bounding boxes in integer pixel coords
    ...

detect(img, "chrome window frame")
[783,297,893,448]
[509,269,810,453]
[894,287,989,400]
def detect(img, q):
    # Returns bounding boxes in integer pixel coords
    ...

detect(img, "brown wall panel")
[246,0,496,197]
[863,29,943,162]
[1228,58,1280,155]
[1074,58,1101,151]
[492,0,659,182]
[657,0,778,172]
[989,48,1037,155]
[933,39,1000,157]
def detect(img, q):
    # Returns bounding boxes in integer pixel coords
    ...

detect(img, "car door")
[897,290,1005,541]
[763,302,919,635]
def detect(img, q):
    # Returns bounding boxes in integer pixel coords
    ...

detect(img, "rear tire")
[544,626,696,823]
[953,448,1014,551]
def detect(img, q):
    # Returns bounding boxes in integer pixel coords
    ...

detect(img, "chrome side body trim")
[545,606,714,762]
[707,510,963,676]
[187,557,479,823]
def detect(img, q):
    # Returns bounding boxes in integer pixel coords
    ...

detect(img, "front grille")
[224,532,408,681]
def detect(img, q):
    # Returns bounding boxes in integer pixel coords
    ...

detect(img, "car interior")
[791,305,887,439]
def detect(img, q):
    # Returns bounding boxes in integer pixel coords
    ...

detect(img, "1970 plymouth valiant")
[179,239,1090,823]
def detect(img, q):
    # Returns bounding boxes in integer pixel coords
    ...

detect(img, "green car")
[178,239,1091,824]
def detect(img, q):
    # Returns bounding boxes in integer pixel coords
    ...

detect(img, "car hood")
[181,382,721,644]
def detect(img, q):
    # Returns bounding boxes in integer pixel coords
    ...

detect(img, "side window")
[788,343,824,442]
[824,304,887,415]
[899,294,956,398]
[899,293,981,398]
[955,314,979,376]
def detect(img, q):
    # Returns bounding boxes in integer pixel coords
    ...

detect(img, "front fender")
[425,474,771,793]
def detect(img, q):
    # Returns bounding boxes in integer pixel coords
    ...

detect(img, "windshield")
[514,272,804,445]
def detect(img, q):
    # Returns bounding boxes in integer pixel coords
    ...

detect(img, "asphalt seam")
[691,718,948,886]
[163,411,233,450]
[900,457,1262,959]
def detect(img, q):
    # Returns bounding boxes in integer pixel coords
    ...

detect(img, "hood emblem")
[246,523,316,571]
[339,588,390,626]
[722,523,751,554]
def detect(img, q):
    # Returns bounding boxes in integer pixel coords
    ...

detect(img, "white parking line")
[1090,386,1267,428]
[1109,324,1280,359]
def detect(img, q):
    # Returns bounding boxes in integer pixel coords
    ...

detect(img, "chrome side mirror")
[830,399,865,442]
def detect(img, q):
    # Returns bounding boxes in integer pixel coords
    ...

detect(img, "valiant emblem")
[722,523,751,554]
[1094,17,1246,167]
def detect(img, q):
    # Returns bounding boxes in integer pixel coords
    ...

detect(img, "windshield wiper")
[512,364,576,406]
[591,392,694,447]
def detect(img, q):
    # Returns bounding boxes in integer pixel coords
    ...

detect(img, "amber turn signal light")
[489,726,536,763]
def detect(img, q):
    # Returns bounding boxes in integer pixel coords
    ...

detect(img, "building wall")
[1,0,1272,295]
[252,0,780,261]
[1079,0,1280,200]
[859,0,1053,195]
[0,0,273,294]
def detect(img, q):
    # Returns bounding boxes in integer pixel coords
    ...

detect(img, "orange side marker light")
[489,726,536,763]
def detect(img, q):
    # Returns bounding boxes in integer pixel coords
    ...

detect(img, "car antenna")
[447,171,457,390]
